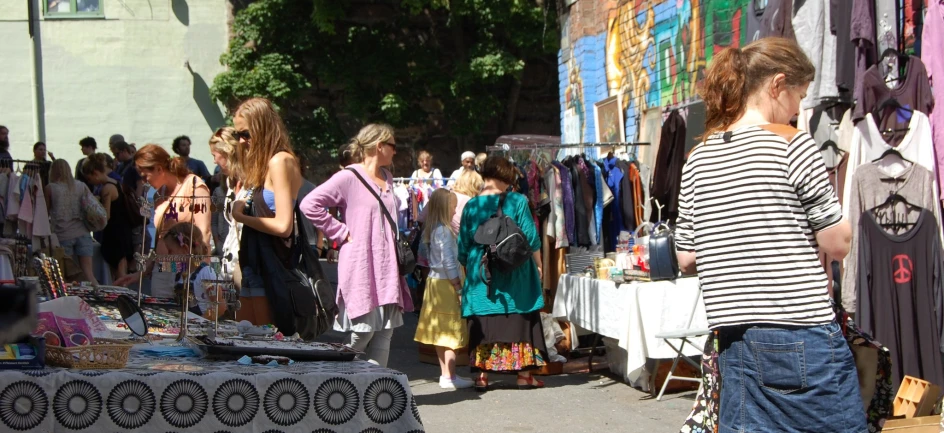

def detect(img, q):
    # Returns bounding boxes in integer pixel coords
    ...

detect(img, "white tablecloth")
[552,275,707,391]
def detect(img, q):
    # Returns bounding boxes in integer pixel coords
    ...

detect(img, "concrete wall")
[0,0,229,169]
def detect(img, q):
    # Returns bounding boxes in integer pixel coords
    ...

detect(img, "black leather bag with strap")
[347,168,417,276]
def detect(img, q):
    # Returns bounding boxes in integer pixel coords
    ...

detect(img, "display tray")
[188,337,360,362]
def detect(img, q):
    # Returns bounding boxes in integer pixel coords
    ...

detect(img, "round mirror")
[115,294,149,337]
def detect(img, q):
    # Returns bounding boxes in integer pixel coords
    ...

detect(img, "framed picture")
[593,95,626,143]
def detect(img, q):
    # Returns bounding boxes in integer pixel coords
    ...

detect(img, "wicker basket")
[45,339,133,369]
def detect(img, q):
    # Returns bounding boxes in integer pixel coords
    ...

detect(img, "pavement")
[321,313,695,433]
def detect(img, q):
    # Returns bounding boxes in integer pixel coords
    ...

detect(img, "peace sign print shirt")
[856,207,944,390]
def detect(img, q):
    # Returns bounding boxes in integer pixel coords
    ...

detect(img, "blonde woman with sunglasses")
[301,124,413,367]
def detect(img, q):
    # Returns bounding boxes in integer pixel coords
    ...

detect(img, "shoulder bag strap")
[346,168,401,256]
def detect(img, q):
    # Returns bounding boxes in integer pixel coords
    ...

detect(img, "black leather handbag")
[347,168,417,276]
[648,222,680,281]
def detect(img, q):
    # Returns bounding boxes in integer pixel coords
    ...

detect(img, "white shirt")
[221,182,250,278]
[841,111,937,217]
[409,168,443,189]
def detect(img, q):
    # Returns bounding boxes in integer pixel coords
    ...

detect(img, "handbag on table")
[648,222,680,281]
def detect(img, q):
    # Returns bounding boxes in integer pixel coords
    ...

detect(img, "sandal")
[474,375,488,392]
[517,374,545,390]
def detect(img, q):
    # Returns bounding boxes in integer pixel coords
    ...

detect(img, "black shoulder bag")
[347,168,416,276]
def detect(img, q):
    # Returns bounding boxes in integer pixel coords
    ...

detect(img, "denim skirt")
[718,322,866,433]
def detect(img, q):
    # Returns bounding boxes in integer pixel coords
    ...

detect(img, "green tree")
[211,0,559,180]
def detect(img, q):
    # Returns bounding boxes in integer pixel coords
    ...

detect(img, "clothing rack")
[663,97,704,112]
[391,177,457,182]
[0,159,49,170]
[486,141,650,153]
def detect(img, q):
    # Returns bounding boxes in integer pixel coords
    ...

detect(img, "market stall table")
[551,274,707,391]
[0,353,425,432]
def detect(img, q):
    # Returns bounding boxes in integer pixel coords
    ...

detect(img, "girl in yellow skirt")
[414,189,473,389]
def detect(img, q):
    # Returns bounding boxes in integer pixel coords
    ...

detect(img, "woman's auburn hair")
[698,37,815,140]
[234,98,296,189]
[134,144,190,179]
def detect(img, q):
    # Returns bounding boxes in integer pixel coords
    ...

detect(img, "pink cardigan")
[300,164,413,320]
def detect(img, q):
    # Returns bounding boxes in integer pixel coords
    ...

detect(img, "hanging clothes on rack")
[650,110,686,223]
[851,0,878,100]
[563,157,591,247]
[603,156,624,252]
[853,55,934,122]
[842,111,937,209]
[842,163,942,313]
[856,206,944,391]
[759,0,796,40]
[832,0,856,97]
[793,0,840,108]
[553,160,576,246]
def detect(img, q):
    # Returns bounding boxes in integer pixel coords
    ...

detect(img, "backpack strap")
[496,192,508,218]
[758,123,802,143]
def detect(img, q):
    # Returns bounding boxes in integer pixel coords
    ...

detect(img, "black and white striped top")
[675,126,841,329]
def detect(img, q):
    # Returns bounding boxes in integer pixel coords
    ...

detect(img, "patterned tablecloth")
[0,354,425,433]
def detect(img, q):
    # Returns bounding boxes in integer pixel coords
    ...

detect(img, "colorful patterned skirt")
[467,311,548,372]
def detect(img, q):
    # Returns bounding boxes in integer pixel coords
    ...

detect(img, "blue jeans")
[718,322,865,433]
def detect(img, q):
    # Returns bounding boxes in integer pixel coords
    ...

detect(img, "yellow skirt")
[414,277,468,350]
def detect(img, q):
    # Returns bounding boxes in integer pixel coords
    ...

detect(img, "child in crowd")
[414,189,473,390]
[162,222,221,319]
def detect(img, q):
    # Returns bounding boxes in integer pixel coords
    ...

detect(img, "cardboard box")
[882,416,941,432]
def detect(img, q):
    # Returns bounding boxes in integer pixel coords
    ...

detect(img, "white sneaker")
[439,376,474,390]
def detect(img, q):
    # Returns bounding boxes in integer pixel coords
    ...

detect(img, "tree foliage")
[211,0,559,166]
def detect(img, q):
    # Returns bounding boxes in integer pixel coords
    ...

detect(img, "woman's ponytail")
[168,156,192,179]
[347,139,365,165]
[697,38,815,141]
[699,46,747,140]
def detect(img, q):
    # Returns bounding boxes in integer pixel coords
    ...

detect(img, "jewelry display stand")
[133,177,235,342]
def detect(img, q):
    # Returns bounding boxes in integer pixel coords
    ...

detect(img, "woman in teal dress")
[458,156,548,391]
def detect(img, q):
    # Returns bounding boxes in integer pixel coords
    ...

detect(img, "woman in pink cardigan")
[300,124,413,367]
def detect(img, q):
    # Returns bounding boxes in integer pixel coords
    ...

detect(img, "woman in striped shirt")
[675,37,863,432]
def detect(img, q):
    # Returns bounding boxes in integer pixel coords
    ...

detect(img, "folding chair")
[654,283,709,401]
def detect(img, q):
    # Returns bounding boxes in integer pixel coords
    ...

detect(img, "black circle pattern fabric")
[53,380,103,430]
[107,380,156,429]
[313,377,359,425]
[363,377,407,425]
[411,396,422,425]
[160,379,209,428]
[212,379,259,427]
[0,357,421,431]
[0,381,48,431]
[263,378,309,426]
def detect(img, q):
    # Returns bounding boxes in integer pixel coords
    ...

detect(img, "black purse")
[347,168,416,276]
[648,222,680,281]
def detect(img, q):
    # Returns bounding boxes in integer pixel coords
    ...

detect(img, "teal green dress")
[458,192,544,317]
[457,191,548,372]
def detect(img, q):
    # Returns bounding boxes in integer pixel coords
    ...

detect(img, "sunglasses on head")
[236,130,251,141]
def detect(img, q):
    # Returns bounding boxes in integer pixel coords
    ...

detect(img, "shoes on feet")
[439,376,474,390]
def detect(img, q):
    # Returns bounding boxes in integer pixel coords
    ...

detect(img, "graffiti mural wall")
[559,0,763,144]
